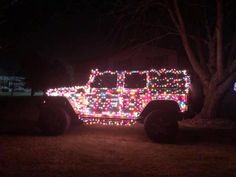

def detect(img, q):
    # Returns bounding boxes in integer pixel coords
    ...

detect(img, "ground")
[0,123,236,177]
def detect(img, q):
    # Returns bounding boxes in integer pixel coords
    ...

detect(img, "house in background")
[75,44,185,83]
[106,44,178,70]
[0,68,32,95]
[0,76,27,92]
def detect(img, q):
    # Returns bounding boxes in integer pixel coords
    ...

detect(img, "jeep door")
[122,72,149,118]
[86,73,120,117]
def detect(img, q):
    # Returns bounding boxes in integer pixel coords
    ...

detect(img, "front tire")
[144,110,178,143]
[39,106,71,136]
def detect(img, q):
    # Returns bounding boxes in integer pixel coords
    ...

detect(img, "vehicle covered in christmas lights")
[45,69,191,142]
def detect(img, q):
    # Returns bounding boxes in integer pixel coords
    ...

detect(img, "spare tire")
[144,110,178,143]
[39,106,71,136]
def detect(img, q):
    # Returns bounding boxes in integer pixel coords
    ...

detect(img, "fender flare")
[139,100,180,121]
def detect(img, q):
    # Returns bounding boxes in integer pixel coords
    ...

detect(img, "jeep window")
[149,72,177,89]
[91,74,117,88]
[125,73,146,88]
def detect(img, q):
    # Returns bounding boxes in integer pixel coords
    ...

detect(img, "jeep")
[46,69,191,142]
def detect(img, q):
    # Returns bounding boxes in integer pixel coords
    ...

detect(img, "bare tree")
[167,0,236,118]
[112,0,236,119]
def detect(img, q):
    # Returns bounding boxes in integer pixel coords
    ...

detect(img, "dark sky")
[0,0,117,72]
[0,0,235,75]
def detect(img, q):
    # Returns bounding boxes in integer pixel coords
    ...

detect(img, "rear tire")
[39,106,71,136]
[144,110,178,143]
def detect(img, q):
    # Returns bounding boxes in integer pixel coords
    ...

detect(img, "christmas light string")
[47,69,190,126]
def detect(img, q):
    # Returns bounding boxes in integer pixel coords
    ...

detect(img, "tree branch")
[217,71,236,95]
[203,6,217,75]
[227,25,236,66]
[169,0,210,87]
[130,32,177,48]
[207,25,216,75]
[167,6,180,31]
[217,58,236,86]
[216,0,223,80]
[229,59,236,73]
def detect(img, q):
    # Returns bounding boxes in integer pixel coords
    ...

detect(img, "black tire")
[144,110,178,143]
[39,106,71,136]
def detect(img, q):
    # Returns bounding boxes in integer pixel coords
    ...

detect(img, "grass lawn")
[0,123,236,177]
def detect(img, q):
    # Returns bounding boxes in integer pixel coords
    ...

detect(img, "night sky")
[0,0,235,86]
[0,0,116,73]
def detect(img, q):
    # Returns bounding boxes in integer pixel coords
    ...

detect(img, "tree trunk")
[199,71,236,119]
[199,89,222,119]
